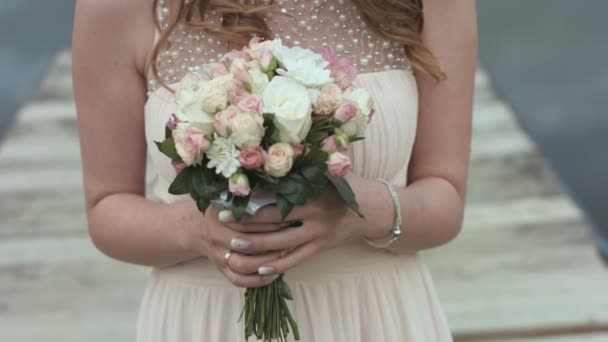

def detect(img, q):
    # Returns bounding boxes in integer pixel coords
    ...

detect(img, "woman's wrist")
[346,175,397,239]
[173,200,207,258]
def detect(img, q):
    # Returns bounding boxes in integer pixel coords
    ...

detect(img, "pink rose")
[291,143,305,157]
[233,68,252,86]
[259,49,274,70]
[322,133,348,153]
[238,147,266,169]
[334,103,357,123]
[326,152,352,177]
[230,87,249,106]
[220,50,250,65]
[229,173,251,197]
[172,160,187,173]
[322,135,338,153]
[172,123,211,166]
[166,113,182,130]
[248,36,263,47]
[237,94,263,115]
[210,63,229,78]
[213,106,240,136]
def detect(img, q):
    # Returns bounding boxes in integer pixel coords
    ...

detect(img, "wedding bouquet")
[156,37,374,341]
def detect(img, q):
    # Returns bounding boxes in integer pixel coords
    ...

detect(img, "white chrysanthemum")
[271,38,332,88]
[206,135,241,178]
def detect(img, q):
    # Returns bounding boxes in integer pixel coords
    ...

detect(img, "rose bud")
[229,172,251,197]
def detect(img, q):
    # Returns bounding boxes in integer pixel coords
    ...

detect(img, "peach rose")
[264,143,294,178]
[313,83,342,115]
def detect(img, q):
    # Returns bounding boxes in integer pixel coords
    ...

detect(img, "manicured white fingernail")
[258,266,276,275]
[219,210,234,222]
[231,238,251,250]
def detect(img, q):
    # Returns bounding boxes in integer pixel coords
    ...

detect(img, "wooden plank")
[425,217,608,334]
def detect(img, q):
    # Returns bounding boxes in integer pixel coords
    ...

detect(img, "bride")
[72,0,477,340]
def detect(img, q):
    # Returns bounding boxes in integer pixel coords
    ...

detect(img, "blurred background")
[1,1,607,341]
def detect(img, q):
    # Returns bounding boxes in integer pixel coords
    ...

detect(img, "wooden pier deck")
[1,52,607,341]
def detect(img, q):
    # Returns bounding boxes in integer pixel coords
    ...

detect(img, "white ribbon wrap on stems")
[210,191,277,215]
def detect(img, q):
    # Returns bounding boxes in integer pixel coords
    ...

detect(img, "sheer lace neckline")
[148,0,412,94]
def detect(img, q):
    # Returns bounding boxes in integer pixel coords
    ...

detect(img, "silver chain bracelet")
[362,178,403,248]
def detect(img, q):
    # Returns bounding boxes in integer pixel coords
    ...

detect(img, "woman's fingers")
[207,244,280,288]
[257,241,321,276]
[229,224,314,254]
[227,250,284,275]
[222,266,279,288]
[224,222,288,233]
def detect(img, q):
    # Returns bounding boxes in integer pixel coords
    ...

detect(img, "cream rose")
[199,74,235,114]
[229,112,265,149]
[340,110,368,138]
[262,76,312,144]
[343,88,374,118]
[264,142,295,178]
[314,83,342,115]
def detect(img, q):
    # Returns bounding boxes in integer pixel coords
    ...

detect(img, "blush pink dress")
[137,0,452,340]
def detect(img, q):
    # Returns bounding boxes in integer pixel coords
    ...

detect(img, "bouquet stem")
[240,274,300,341]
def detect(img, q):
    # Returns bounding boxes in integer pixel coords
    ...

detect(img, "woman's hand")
[199,206,288,288]
[220,187,364,277]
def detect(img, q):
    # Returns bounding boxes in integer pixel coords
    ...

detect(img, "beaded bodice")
[148,0,412,94]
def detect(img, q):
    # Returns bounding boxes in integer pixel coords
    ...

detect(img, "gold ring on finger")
[223,249,234,269]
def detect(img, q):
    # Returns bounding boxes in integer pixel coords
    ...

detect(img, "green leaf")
[165,126,172,140]
[253,170,279,185]
[349,136,365,143]
[278,279,294,300]
[243,81,253,94]
[196,197,211,213]
[232,195,250,222]
[306,147,329,165]
[300,165,328,189]
[327,175,365,219]
[168,167,194,195]
[276,195,294,222]
[154,138,181,161]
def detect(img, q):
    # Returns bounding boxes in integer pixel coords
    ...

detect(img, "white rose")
[248,69,270,94]
[271,38,332,87]
[314,83,342,115]
[264,142,294,178]
[229,112,265,149]
[262,76,313,144]
[175,74,216,126]
[344,88,374,118]
[340,110,368,138]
